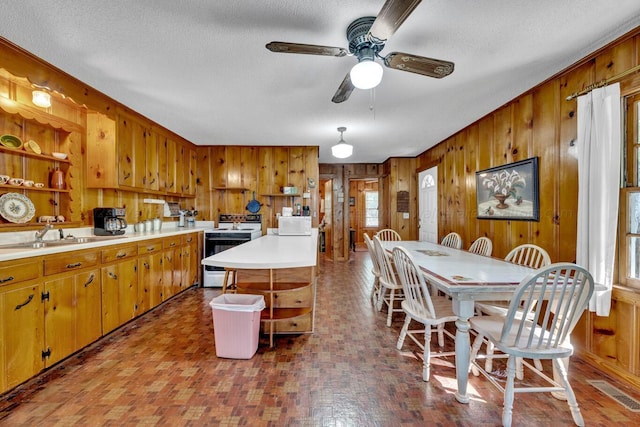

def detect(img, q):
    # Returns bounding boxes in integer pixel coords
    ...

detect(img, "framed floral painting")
[476,157,539,221]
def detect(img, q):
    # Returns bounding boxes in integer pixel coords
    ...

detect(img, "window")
[620,92,640,288]
[365,191,379,227]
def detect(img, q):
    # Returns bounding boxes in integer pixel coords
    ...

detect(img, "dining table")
[380,240,536,404]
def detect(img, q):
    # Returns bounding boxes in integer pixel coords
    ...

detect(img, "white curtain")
[576,83,621,317]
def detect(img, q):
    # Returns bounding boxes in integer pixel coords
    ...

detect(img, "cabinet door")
[182,145,196,195]
[0,281,44,391]
[166,138,178,193]
[75,270,102,349]
[138,252,163,313]
[101,259,138,334]
[157,133,168,193]
[162,247,181,300]
[145,129,160,191]
[44,269,101,366]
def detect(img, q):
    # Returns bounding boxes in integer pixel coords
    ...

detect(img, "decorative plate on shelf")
[0,192,35,223]
[26,139,42,154]
[0,134,24,149]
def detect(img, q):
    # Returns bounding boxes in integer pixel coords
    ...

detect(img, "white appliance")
[278,216,312,236]
[202,214,262,287]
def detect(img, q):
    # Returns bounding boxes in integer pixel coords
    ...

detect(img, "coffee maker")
[94,207,127,236]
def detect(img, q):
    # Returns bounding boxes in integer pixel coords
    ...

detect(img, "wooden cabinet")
[0,258,43,392]
[100,245,138,334]
[137,239,164,312]
[86,112,189,196]
[43,267,101,366]
[0,230,202,395]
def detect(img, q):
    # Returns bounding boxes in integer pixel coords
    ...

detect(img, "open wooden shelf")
[0,184,70,193]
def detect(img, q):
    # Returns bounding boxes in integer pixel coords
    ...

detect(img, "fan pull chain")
[369,88,376,119]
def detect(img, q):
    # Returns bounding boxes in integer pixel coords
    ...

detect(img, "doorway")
[319,178,333,260]
[418,166,438,242]
[349,178,380,251]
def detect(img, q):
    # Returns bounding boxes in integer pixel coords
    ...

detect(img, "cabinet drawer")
[164,237,181,249]
[44,251,99,275]
[0,259,40,286]
[237,283,312,308]
[137,240,163,254]
[263,312,313,333]
[272,285,312,308]
[101,244,138,263]
[181,233,197,245]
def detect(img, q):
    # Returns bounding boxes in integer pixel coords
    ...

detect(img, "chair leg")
[469,333,484,376]
[397,315,411,350]
[516,357,524,380]
[423,325,432,382]
[371,276,379,304]
[485,341,495,372]
[386,289,395,327]
[436,324,445,347]
[553,359,585,426]
[376,287,385,311]
[502,356,517,427]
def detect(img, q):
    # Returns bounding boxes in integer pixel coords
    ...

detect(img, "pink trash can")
[209,294,265,359]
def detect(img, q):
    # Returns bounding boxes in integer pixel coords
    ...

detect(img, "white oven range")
[202,213,262,287]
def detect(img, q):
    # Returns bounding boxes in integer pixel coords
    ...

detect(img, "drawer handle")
[144,262,150,269]
[170,242,176,247]
[147,246,155,252]
[0,275,15,284]
[15,294,34,311]
[84,273,95,288]
[108,271,118,280]
[150,178,156,184]
[116,253,127,259]
[66,262,82,269]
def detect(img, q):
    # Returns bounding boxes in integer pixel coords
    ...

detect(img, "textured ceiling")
[2,1,640,163]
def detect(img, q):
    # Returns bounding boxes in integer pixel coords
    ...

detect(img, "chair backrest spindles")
[501,263,594,349]
[469,237,493,256]
[505,244,551,268]
[375,229,402,241]
[392,246,437,319]
[441,232,463,249]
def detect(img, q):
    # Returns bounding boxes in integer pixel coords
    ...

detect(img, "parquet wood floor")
[1,252,639,426]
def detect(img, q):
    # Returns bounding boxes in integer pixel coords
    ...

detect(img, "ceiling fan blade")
[266,42,348,57]
[331,73,355,103]
[384,52,454,78]
[368,0,422,43]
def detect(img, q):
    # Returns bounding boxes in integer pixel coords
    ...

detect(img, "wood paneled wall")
[416,28,640,389]
[196,146,319,232]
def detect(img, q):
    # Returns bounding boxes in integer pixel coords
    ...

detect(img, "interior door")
[419,166,438,242]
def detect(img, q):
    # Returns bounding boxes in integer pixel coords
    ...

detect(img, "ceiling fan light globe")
[350,60,383,89]
[331,142,353,159]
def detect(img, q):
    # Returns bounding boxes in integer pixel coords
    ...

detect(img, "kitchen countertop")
[201,229,318,269]
[0,222,214,262]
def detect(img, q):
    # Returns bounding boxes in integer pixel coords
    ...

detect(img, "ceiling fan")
[265,0,454,103]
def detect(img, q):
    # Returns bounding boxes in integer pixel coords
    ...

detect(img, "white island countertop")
[202,229,318,269]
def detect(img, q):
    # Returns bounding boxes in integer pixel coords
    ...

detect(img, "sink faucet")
[34,223,54,242]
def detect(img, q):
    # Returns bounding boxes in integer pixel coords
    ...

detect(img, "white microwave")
[278,216,312,236]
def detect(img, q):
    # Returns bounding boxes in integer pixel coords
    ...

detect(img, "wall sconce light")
[331,126,353,159]
[32,90,51,108]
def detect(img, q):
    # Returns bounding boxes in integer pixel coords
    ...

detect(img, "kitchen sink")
[0,236,125,250]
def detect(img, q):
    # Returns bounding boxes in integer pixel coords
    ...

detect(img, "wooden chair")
[440,232,462,249]
[363,233,381,305]
[468,237,493,257]
[375,228,401,241]
[392,246,457,381]
[475,243,551,376]
[469,263,594,427]
[372,236,404,327]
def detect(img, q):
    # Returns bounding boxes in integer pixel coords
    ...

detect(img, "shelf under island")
[201,229,318,347]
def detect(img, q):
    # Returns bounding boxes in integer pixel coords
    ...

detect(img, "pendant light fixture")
[331,126,353,159]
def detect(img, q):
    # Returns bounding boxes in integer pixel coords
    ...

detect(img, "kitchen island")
[202,229,318,347]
